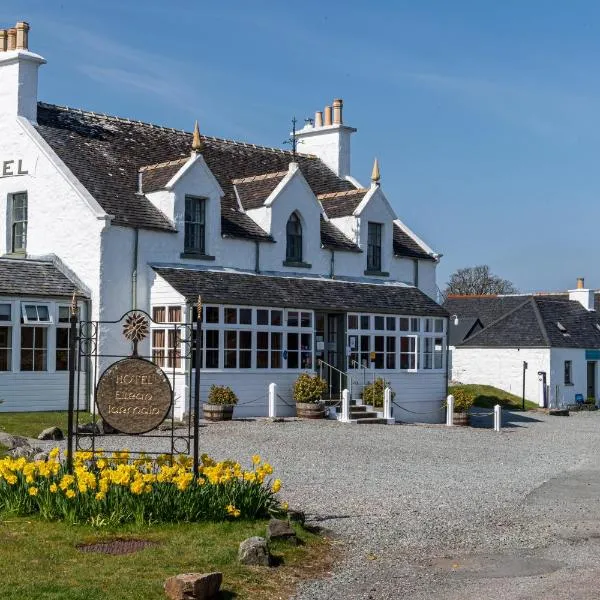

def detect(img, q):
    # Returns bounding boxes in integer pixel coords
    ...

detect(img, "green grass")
[0,411,94,439]
[0,516,331,600]
[449,384,538,411]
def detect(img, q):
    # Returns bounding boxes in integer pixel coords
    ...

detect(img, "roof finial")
[371,157,380,185]
[192,120,203,153]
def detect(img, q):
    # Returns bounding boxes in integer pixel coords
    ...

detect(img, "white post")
[446,394,454,426]
[383,387,392,420]
[268,382,277,418]
[341,389,350,423]
[494,404,501,431]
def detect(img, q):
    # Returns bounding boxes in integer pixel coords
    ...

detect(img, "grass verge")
[0,411,94,439]
[0,516,333,599]
[449,384,538,411]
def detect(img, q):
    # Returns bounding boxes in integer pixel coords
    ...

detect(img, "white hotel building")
[0,22,448,422]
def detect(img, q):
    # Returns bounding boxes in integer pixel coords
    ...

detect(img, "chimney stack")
[0,30,6,52]
[332,98,343,124]
[7,28,16,51]
[15,22,29,50]
[569,277,595,311]
[314,110,323,127]
[323,105,332,126]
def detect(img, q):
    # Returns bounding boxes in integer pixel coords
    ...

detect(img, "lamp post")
[522,360,528,410]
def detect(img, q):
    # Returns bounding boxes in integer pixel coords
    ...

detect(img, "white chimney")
[294,98,356,178]
[0,22,46,123]
[569,277,595,311]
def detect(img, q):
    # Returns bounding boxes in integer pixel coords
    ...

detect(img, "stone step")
[354,418,390,425]
[350,410,378,419]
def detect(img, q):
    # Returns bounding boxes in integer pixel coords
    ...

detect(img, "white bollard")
[268,382,277,418]
[446,394,454,426]
[341,389,350,423]
[383,387,393,420]
[494,404,501,432]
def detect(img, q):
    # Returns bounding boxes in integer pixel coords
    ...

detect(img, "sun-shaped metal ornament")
[123,313,149,344]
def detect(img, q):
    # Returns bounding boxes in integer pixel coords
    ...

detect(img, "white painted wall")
[549,348,592,407]
[0,50,45,122]
[294,124,355,178]
[452,347,550,403]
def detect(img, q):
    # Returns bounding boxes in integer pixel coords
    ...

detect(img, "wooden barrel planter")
[202,403,234,422]
[453,412,470,426]
[295,402,326,419]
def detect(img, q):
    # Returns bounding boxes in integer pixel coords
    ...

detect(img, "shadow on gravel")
[469,410,542,429]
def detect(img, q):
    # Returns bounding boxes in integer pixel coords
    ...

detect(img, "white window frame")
[21,302,53,325]
[0,302,12,372]
[151,305,185,371]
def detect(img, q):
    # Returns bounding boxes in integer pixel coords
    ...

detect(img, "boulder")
[266,518,298,544]
[38,427,64,441]
[0,432,31,450]
[33,451,50,462]
[238,536,271,566]
[164,572,222,600]
[77,422,101,435]
[10,445,40,459]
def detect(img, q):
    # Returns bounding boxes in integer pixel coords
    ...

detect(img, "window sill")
[364,270,390,277]
[180,253,216,261]
[283,260,312,269]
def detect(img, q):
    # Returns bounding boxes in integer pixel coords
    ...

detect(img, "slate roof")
[444,295,532,328]
[0,258,86,298]
[448,317,483,346]
[139,158,188,193]
[35,103,355,243]
[447,295,600,349]
[320,217,361,252]
[152,267,447,316]
[393,224,435,261]
[232,172,288,210]
[317,189,368,218]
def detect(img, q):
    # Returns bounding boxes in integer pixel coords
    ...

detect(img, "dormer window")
[367,222,382,272]
[10,192,27,254]
[184,196,206,255]
[286,213,302,263]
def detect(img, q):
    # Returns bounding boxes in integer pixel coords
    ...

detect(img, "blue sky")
[4,1,600,293]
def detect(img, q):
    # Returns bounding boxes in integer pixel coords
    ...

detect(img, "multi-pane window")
[56,306,72,371]
[286,213,302,262]
[422,337,444,370]
[20,326,47,371]
[21,303,52,324]
[151,305,182,369]
[367,222,382,271]
[0,304,11,371]
[11,192,27,253]
[399,336,418,371]
[184,196,206,254]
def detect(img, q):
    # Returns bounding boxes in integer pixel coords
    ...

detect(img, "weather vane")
[283,117,299,161]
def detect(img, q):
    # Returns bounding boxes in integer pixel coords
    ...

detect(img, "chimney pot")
[0,30,6,52]
[324,105,332,126]
[315,110,323,127]
[7,28,16,51]
[15,21,29,50]
[332,98,343,124]
[577,277,585,289]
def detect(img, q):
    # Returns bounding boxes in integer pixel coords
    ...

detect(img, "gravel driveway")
[40,410,600,599]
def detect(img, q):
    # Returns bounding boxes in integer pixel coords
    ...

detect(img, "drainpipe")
[329,250,335,279]
[84,298,92,411]
[445,315,450,401]
[132,228,139,309]
[254,240,260,274]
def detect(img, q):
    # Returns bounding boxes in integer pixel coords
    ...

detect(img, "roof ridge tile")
[232,171,288,184]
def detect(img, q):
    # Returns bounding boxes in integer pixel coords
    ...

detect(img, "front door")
[315,312,346,393]
[587,361,596,400]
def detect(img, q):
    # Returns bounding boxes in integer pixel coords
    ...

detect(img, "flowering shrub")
[0,449,285,525]
[293,372,328,403]
[448,387,475,413]
[207,385,239,406]
[361,378,395,408]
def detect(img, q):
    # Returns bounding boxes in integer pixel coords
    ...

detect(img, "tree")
[445,265,518,296]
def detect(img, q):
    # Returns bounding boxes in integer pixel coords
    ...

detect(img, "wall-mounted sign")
[586,350,600,360]
[96,357,172,434]
[316,341,325,351]
[0,159,29,178]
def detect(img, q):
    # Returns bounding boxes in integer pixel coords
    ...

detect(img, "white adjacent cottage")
[445,279,600,408]
[0,21,447,422]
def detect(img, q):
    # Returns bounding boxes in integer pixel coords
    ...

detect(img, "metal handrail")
[349,358,376,390]
[318,358,352,401]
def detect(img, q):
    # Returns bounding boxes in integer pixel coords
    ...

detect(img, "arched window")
[286,212,302,262]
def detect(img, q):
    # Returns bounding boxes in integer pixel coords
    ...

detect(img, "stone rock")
[0,432,30,450]
[38,427,64,441]
[287,508,306,525]
[238,536,271,566]
[77,422,101,435]
[101,420,119,434]
[266,518,298,544]
[158,420,186,431]
[33,451,50,462]
[164,572,222,600]
[10,445,38,459]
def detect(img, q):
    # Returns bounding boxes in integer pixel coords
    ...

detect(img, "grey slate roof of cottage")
[0,257,87,298]
[393,224,435,261]
[444,295,532,328]
[448,317,483,346]
[232,172,288,210]
[450,295,600,349]
[152,267,447,316]
[320,217,361,252]
[317,189,368,218]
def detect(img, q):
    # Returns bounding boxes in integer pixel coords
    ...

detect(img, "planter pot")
[453,411,470,426]
[202,403,234,422]
[295,402,326,419]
